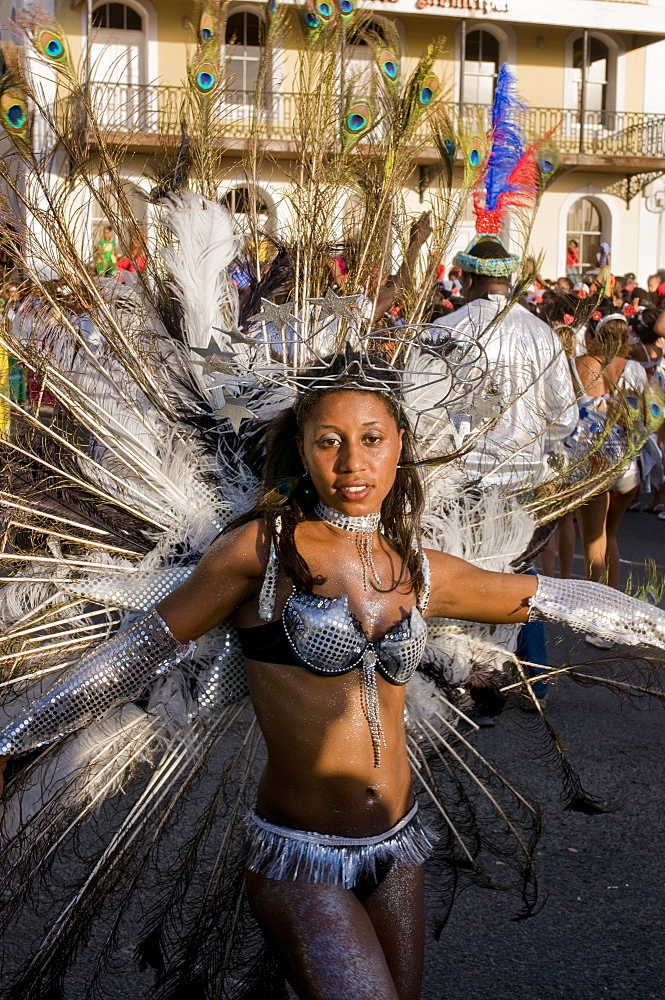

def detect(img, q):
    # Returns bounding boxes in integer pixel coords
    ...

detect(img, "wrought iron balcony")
[88,82,665,165]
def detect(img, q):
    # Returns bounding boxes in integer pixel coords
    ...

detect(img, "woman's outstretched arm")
[0,521,268,762]
[156,519,269,641]
[426,550,665,652]
[426,550,537,624]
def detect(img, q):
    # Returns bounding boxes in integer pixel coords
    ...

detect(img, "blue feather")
[485,63,528,211]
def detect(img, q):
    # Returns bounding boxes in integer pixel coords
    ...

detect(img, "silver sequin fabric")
[258,540,279,622]
[528,575,665,650]
[245,800,438,888]
[58,568,194,612]
[195,624,249,710]
[0,611,190,756]
[282,591,428,683]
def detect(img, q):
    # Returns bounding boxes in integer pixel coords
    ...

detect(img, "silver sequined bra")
[237,587,428,685]
[237,548,431,686]
[284,590,429,685]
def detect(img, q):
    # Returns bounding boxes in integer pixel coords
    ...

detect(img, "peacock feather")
[32,26,68,66]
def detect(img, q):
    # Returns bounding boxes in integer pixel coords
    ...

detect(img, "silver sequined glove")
[528,576,665,651]
[0,611,192,757]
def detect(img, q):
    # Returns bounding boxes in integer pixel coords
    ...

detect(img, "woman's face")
[298,390,404,515]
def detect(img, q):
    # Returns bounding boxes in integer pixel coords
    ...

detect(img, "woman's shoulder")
[205,516,272,581]
[574,354,603,389]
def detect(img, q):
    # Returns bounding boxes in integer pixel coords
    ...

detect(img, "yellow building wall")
[529,171,642,281]
[513,26,569,108]
[624,43,645,113]
[156,3,192,84]
[36,3,651,116]
[1,2,659,284]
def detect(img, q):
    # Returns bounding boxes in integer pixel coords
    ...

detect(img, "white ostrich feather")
[160,192,240,350]
[423,487,535,573]
[406,672,461,728]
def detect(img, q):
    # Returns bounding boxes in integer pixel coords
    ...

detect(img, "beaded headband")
[453,235,520,278]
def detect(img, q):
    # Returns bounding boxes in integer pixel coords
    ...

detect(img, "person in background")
[96,225,117,277]
[566,313,647,647]
[539,303,579,580]
[589,243,613,299]
[628,306,665,515]
[435,236,577,707]
[646,273,665,306]
[116,237,147,275]
[440,267,462,295]
[566,238,580,280]
[621,287,650,318]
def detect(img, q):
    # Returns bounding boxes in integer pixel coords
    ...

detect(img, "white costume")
[434,296,577,488]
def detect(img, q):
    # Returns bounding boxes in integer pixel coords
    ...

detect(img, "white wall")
[643,37,665,114]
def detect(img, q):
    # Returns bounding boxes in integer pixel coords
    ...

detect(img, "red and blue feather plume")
[473,63,543,235]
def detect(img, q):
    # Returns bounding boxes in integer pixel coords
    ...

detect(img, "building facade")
[2,0,665,283]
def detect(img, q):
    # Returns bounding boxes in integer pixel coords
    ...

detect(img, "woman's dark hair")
[630,305,661,345]
[228,383,426,601]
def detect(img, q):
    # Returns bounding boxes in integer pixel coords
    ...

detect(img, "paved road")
[2,510,664,1000]
[425,507,665,1000]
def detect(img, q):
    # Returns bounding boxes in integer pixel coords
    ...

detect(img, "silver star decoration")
[190,336,230,359]
[213,392,256,432]
[213,324,256,345]
[198,353,237,377]
[190,337,240,376]
[469,390,503,423]
[309,288,360,323]
[248,298,299,334]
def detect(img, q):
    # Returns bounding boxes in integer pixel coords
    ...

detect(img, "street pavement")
[425,506,665,1000]
[2,509,664,1000]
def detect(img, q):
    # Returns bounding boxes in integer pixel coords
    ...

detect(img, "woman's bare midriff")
[245,657,414,838]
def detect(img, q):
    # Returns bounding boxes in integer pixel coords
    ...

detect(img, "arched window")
[90,2,146,128]
[566,198,604,276]
[347,19,388,46]
[92,3,142,30]
[225,11,264,100]
[573,36,609,114]
[463,29,500,105]
[221,185,271,233]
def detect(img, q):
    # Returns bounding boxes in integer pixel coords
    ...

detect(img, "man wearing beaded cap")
[432,234,577,709]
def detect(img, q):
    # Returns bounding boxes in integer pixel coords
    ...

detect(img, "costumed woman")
[2,360,665,1000]
[1,8,665,999]
[566,311,647,596]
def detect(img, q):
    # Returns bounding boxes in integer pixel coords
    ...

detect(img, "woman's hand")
[156,519,270,642]
[425,550,538,625]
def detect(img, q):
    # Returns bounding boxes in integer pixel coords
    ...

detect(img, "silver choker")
[314,501,381,533]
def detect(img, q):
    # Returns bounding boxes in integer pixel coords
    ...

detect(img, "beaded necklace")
[314,500,382,591]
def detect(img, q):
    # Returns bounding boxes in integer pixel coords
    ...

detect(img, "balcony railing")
[88,82,665,161]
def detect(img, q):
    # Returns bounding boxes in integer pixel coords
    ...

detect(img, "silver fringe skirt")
[244,801,438,889]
